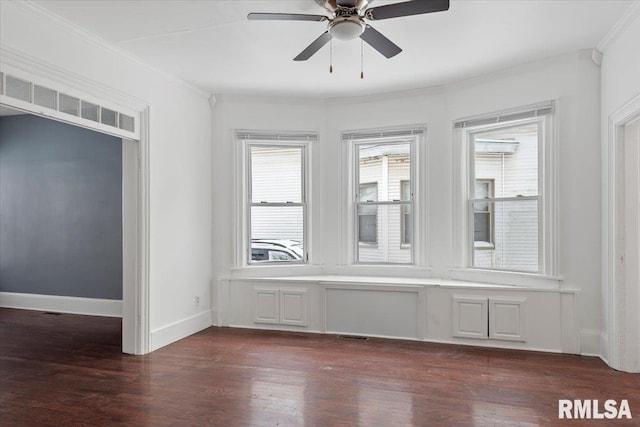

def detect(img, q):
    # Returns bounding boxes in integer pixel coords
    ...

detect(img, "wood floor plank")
[1,308,638,426]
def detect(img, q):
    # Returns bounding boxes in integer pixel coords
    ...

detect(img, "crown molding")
[597,1,640,53]
[14,0,210,100]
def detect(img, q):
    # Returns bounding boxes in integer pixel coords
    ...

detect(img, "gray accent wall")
[0,114,123,299]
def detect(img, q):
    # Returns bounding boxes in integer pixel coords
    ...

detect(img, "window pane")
[474,123,538,198]
[119,114,135,132]
[251,146,302,203]
[359,143,410,202]
[101,108,117,127]
[5,75,31,102]
[251,205,303,263]
[472,199,538,272]
[81,101,99,122]
[34,85,57,109]
[357,204,411,264]
[358,212,377,243]
[59,93,79,116]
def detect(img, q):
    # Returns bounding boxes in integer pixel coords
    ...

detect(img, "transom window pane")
[251,146,302,203]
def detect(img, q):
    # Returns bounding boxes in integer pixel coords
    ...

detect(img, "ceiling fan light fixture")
[329,19,365,41]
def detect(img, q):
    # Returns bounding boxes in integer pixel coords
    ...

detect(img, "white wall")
[212,50,602,352]
[0,1,212,350]
[600,5,640,366]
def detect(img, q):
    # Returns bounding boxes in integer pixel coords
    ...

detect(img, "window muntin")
[247,144,307,264]
[470,121,541,273]
[355,141,413,264]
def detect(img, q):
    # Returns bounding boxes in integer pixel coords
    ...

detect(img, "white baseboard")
[150,310,212,352]
[580,329,602,357]
[0,291,122,317]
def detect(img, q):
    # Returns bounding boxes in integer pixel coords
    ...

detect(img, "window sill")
[449,268,562,289]
[230,264,324,279]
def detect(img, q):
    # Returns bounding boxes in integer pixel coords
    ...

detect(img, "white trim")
[597,1,640,53]
[0,292,122,317]
[0,47,151,355]
[150,310,213,352]
[13,1,208,99]
[604,93,640,372]
[581,330,603,357]
[452,103,558,285]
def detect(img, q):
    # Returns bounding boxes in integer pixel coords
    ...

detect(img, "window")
[245,141,309,264]
[454,102,556,277]
[353,139,415,264]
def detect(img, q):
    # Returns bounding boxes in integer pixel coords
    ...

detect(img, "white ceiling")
[34,0,632,98]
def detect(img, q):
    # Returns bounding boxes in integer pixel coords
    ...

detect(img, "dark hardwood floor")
[1,308,638,426]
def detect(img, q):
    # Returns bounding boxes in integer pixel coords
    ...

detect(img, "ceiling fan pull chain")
[360,39,364,79]
[329,38,333,73]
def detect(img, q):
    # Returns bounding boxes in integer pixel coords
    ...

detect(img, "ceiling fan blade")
[365,0,449,21]
[337,0,357,6]
[359,25,402,58]
[294,32,332,61]
[247,13,328,22]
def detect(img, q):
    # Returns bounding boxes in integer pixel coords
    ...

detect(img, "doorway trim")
[0,46,150,355]
[604,92,640,372]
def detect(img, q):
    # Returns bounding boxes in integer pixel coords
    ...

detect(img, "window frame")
[352,137,416,265]
[452,102,559,286]
[245,140,310,266]
[400,179,412,247]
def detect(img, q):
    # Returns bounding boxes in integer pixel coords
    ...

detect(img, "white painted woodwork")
[452,296,488,339]
[326,287,419,339]
[252,288,279,325]
[489,297,526,342]
[280,289,308,326]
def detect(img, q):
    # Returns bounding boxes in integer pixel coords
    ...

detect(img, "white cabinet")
[252,287,308,327]
[452,295,526,342]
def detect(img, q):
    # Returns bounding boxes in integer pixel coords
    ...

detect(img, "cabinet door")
[252,288,279,324]
[452,295,488,339]
[489,297,526,342]
[280,289,308,326]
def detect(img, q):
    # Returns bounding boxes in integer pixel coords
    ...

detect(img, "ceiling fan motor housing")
[329,16,365,41]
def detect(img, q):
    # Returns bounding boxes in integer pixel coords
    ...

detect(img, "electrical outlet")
[194,296,200,306]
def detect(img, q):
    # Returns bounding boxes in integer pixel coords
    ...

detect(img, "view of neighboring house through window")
[358,183,378,243]
[355,140,414,264]
[471,122,540,272]
[474,179,494,246]
[248,144,307,264]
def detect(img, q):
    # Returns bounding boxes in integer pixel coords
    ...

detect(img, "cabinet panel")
[452,296,488,339]
[252,288,279,324]
[489,297,526,342]
[280,289,308,326]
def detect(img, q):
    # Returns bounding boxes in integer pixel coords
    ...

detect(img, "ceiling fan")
[248,0,450,61]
